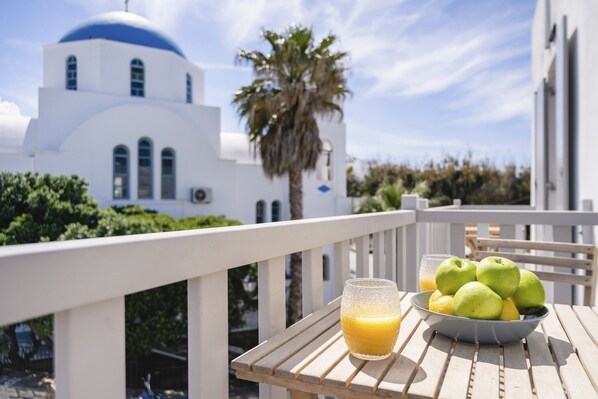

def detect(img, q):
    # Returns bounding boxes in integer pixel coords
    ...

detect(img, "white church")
[0,11,351,227]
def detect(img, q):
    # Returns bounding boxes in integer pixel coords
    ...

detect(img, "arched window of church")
[66,56,77,90]
[138,138,153,199]
[271,200,281,222]
[113,146,129,199]
[256,200,266,223]
[186,74,192,104]
[161,148,176,199]
[131,59,145,97]
[317,140,333,180]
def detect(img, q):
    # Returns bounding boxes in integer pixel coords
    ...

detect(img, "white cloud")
[0,97,22,117]
[64,0,203,32]
[194,62,251,72]
[207,0,530,127]
[447,68,531,124]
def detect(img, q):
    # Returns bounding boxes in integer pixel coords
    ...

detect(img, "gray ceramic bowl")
[410,291,549,344]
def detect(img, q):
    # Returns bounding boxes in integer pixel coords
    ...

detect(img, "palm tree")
[233,26,350,323]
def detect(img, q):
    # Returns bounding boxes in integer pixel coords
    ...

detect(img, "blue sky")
[0,0,536,166]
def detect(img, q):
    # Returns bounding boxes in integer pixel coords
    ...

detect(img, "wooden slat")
[275,325,342,379]
[404,333,454,398]
[476,238,594,254]
[470,346,500,399]
[437,342,476,399]
[554,304,598,389]
[573,305,598,346]
[532,270,592,286]
[231,298,340,371]
[542,304,597,399]
[320,347,366,389]
[375,320,431,396]
[298,328,350,385]
[252,308,341,375]
[473,250,593,270]
[526,328,567,399]
[347,294,420,393]
[503,342,533,398]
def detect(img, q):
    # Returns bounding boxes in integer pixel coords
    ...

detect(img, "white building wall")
[43,40,204,105]
[532,0,598,214]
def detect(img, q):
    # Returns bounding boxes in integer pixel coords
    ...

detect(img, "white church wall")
[44,40,204,105]
[36,88,219,153]
[0,154,33,172]
[231,163,287,224]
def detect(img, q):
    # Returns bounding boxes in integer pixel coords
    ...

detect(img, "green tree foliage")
[0,173,254,364]
[351,156,530,210]
[233,25,350,323]
[0,172,100,245]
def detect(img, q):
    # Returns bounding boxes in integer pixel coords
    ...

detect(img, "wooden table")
[232,292,598,398]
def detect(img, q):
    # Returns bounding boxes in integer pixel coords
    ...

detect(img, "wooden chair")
[473,238,597,306]
[465,224,501,258]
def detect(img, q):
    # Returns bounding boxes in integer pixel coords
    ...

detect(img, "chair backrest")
[473,238,597,306]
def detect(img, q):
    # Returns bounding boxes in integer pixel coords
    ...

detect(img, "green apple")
[453,281,504,320]
[476,256,520,299]
[434,258,477,295]
[510,269,545,315]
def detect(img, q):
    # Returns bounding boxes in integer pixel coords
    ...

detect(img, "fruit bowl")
[410,291,549,344]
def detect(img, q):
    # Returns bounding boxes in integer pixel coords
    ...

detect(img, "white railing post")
[188,271,228,399]
[385,229,397,282]
[553,225,574,304]
[581,199,595,245]
[580,199,595,305]
[499,224,516,253]
[333,240,350,297]
[372,231,384,278]
[258,257,287,399]
[418,198,429,256]
[355,235,370,277]
[55,297,125,399]
[302,247,324,315]
[449,223,465,258]
[402,194,419,292]
[396,227,406,290]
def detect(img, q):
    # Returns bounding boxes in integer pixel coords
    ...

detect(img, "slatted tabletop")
[232,292,598,398]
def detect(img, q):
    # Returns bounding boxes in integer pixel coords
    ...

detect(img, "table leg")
[289,389,318,399]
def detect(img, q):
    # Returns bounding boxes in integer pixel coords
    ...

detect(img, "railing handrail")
[417,208,598,225]
[0,209,415,326]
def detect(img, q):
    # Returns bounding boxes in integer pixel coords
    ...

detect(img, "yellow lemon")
[429,290,443,305]
[429,294,455,316]
[499,298,520,321]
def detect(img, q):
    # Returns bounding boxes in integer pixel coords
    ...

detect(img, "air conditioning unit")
[190,187,212,204]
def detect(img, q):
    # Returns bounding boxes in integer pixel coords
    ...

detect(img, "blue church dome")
[58,11,186,59]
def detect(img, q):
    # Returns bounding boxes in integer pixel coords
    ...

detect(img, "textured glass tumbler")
[340,278,401,361]
[418,254,454,292]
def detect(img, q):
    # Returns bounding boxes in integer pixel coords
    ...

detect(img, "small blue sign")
[318,185,331,193]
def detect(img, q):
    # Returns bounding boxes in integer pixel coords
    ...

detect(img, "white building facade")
[0,12,351,301]
[532,0,598,220]
[0,12,350,221]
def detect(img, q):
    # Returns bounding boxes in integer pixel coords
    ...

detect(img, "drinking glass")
[418,254,454,292]
[340,278,401,360]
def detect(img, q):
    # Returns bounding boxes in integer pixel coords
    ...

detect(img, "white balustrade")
[2,198,598,398]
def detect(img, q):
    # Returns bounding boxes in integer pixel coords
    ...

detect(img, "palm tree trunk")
[288,165,303,324]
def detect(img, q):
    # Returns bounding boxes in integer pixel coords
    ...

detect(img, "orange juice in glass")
[418,254,454,292]
[340,278,401,360]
